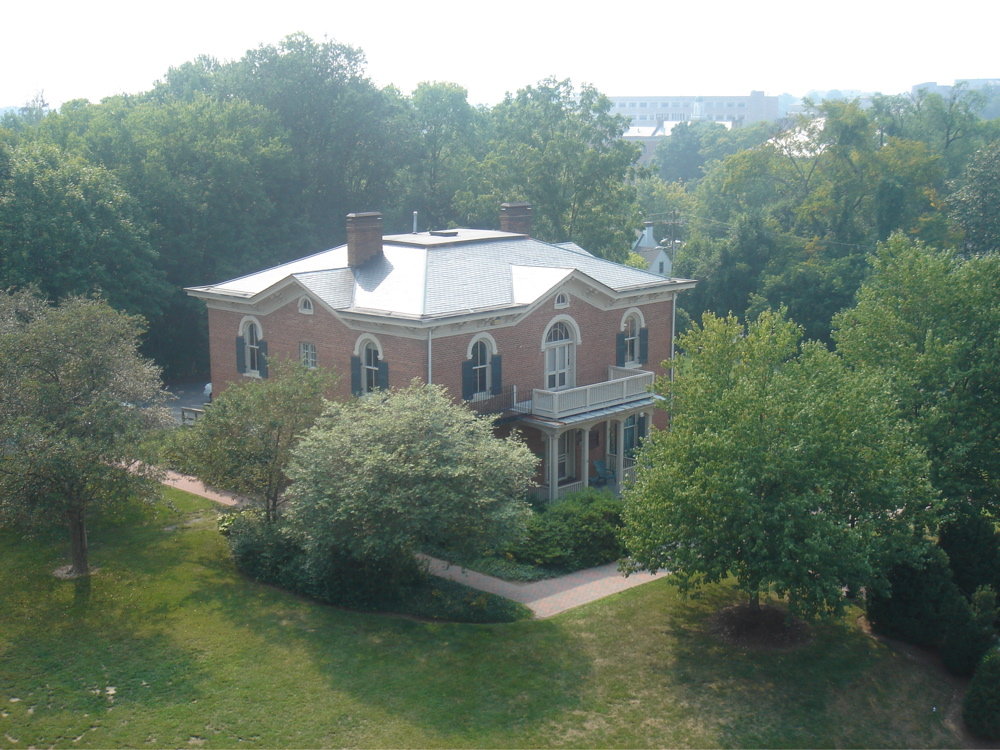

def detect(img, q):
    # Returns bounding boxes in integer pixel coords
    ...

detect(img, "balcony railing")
[524,367,654,419]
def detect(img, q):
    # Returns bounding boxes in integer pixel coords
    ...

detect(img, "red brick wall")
[430,293,674,396]
[208,290,676,413]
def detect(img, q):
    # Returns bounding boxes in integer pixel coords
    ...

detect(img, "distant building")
[912,79,1000,97]
[631,222,673,277]
[623,120,732,165]
[610,91,780,128]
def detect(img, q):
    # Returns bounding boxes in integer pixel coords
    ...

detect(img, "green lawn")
[0,490,971,748]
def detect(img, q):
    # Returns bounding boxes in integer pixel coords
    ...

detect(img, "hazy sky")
[4,0,998,109]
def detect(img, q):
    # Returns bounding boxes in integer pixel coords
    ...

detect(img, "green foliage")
[964,648,1000,739]
[948,140,1000,254]
[507,488,625,571]
[834,237,1000,513]
[623,309,937,619]
[456,78,640,259]
[285,381,536,575]
[624,251,648,269]
[0,139,167,324]
[865,545,966,648]
[938,509,1000,597]
[165,360,335,521]
[941,586,998,677]
[0,290,169,574]
[222,507,529,621]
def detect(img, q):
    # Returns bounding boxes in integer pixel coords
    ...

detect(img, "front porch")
[517,400,652,503]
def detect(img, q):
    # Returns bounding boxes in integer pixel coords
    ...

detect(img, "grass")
[0,489,973,748]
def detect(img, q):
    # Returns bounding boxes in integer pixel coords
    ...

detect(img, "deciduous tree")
[166,360,336,522]
[621,310,936,618]
[0,291,169,576]
[833,235,1000,512]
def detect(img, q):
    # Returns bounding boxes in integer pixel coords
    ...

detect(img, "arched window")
[554,292,569,309]
[351,336,388,395]
[298,296,314,314]
[624,316,639,365]
[544,321,575,390]
[617,310,648,367]
[236,318,267,378]
[363,340,380,393]
[462,335,501,401]
[472,340,490,395]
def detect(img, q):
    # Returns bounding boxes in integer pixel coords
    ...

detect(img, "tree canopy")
[833,235,1000,512]
[166,360,337,522]
[621,310,937,618]
[0,291,169,576]
[283,382,536,573]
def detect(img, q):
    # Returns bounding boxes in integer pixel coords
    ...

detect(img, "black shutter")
[350,355,362,395]
[615,332,626,367]
[490,354,502,396]
[257,340,268,378]
[462,358,475,400]
[235,336,246,373]
[638,414,648,443]
[639,327,649,365]
[377,360,389,390]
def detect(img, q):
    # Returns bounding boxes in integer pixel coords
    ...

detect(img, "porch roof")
[514,396,656,431]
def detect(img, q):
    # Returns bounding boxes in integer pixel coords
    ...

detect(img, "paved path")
[418,554,668,618]
[161,471,668,618]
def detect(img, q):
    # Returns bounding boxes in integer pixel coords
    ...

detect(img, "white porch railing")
[529,367,654,419]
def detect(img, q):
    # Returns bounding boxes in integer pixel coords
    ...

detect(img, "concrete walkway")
[419,554,668,618]
[160,471,668,618]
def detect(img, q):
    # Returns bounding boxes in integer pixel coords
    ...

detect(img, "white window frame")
[542,316,580,391]
[240,316,263,377]
[300,341,317,369]
[620,308,646,368]
[554,292,569,309]
[353,334,385,395]
[298,296,314,314]
[362,341,380,394]
[471,339,491,397]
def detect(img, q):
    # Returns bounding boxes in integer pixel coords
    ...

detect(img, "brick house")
[186,204,696,501]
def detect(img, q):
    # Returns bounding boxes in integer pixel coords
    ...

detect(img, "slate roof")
[187,229,695,319]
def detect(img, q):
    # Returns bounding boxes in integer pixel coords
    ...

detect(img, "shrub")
[938,509,1000,597]
[940,588,997,677]
[508,488,625,571]
[964,648,1000,740]
[221,509,526,621]
[866,546,967,648]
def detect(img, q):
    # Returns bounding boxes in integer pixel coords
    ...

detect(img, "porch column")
[581,427,590,489]
[616,419,625,484]
[546,431,559,502]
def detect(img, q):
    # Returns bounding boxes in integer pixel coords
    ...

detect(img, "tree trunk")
[68,507,90,577]
[748,591,761,611]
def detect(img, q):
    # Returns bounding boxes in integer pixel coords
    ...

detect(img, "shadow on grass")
[654,584,962,749]
[177,556,592,740]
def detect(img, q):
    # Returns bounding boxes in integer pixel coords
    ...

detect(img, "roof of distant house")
[187,228,695,320]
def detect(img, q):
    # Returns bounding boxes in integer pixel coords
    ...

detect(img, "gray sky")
[4,0,998,109]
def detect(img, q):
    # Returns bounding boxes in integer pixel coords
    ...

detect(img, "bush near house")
[221,509,530,622]
[506,488,626,571]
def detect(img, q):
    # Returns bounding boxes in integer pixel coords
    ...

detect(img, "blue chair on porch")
[592,459,615,487]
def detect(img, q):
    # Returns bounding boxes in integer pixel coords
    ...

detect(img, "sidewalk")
[419,554,668,618]
[161,472,668,618]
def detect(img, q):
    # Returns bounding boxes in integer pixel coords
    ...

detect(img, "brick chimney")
[499,202,532,236]
[346,212,383,267]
